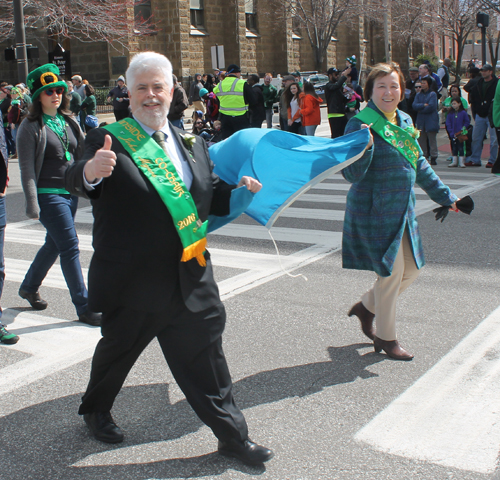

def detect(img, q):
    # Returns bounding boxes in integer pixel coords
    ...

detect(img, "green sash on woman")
[355,107,420,171]
[104,118,208,267]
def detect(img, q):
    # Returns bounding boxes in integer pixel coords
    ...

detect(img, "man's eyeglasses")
[44,88,65,96]
[415,86,422,88]
[195,121,203,125]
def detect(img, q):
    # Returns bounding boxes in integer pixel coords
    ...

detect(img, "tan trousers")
[192,100,206,115]
[360,231,420,341]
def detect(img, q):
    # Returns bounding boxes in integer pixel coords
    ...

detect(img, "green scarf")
[104,118,208,267]
[355,107,420,171]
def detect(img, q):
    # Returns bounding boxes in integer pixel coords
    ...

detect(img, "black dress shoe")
[84,411,124,443]
[78,311,102,327]
[19,288,48,310]
[218,438,274,465]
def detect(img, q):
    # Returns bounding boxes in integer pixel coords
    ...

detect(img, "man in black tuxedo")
[65,52,273,466]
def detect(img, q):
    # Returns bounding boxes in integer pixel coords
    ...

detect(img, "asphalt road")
[1,117,500,480]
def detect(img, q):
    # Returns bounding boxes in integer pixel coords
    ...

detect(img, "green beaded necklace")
[43,113,71,161]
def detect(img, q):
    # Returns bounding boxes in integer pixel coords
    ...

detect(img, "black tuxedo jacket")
[65,124,234,314]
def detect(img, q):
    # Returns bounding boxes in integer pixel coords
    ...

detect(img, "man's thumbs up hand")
[84,134,117,183]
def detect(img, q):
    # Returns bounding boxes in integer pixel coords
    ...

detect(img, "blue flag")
[207,128,370,232]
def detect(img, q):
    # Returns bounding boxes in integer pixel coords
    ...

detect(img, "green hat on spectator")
[26,64,68,101]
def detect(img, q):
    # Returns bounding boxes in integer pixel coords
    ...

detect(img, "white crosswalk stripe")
[2,165,499,423]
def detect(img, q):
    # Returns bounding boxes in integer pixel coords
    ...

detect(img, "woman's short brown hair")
[363,63,405,102]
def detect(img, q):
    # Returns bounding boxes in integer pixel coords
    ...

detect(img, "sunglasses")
[44,88,64,96]
[195,121,203,125]
[415,86,422,88]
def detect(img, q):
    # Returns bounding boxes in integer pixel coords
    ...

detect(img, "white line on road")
[355,304,500,475]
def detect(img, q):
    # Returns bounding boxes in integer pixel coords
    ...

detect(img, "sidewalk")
[97,107,495,162]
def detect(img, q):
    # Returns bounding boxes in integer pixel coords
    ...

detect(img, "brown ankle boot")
[348,302,375,340]
[373,336,414,360]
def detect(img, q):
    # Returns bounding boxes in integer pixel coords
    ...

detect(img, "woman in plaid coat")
[342,63,458,360]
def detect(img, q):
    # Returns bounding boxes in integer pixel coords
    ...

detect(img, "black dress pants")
[113,109,129,122]
[220,113,250,140]
[328,115,347,139]
[78,296,248,442]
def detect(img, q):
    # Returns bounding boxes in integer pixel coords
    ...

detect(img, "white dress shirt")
[136,118,193,190]
[84,117,194,190]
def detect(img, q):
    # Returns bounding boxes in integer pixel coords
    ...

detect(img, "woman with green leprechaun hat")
[16,63,101,326]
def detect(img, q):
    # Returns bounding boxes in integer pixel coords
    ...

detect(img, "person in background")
[463,67,481,115]
[8,86,26,157]
[262,73,278,129]
[278,75,295,131]
[199,88,219,125]
[70,75,86,101]
[437,58,451,100]
[0,86,15,157]
[300,81,323,136]
[106,76,129,122]
[418,64,439,94]
[325,66,350,138]
[17,64,101,327]
[413,77,440,165]
[66,81,82,118]
[405,67,420,124]
[189,73,205,115]
[167,74,189,130]
[441,84,468,118]
[446,98,470,168]
[284,82,303,134]
[81,84,97,133]
[0,118,17,344]
[213,64,255,139]
[346,56,359,87]
[466,63,498,168]
[204,74,216,93]
[16,83,31,106]
[247,74,266,128]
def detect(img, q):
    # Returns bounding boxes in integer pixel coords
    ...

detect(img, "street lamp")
[476,12,489,66]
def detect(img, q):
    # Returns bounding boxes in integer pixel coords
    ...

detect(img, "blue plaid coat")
[342,102,457,277]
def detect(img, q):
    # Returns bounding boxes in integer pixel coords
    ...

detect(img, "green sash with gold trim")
[355,107,420,171]
[104,118,208,267]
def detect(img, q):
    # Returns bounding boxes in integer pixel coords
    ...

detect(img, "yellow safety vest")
[214,77,248,116]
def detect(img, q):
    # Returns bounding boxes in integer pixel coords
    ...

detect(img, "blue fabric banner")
[207,128,370,231]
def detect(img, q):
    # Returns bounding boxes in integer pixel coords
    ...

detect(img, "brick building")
[0,0,429,88]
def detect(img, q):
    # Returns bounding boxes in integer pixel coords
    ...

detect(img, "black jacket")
[469,76,499,118]
[325,75,348,114]
[249,84,266,126]
[168,84,189,121]
[65,124,234,314]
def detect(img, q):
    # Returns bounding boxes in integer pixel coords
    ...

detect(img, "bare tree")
[0,0,157,50]
[390,0,429,69]
[273,0,355,71]
[435,0,479,77]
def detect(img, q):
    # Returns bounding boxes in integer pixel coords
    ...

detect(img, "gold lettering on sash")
[121,121,146,141]
[153,157,186,197]
[117,136,139,152]
[177,213,196,230]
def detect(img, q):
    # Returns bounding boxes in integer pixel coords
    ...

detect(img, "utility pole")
[13,0,28,84]
[383,0,391,62]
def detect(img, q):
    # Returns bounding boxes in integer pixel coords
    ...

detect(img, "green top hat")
[26,64,68,101]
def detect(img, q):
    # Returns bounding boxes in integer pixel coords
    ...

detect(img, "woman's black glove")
[433,195,474,223]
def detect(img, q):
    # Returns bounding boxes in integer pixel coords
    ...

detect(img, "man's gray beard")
[133,104,170,130]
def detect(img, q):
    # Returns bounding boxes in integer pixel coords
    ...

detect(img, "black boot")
[430,157,437,165]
